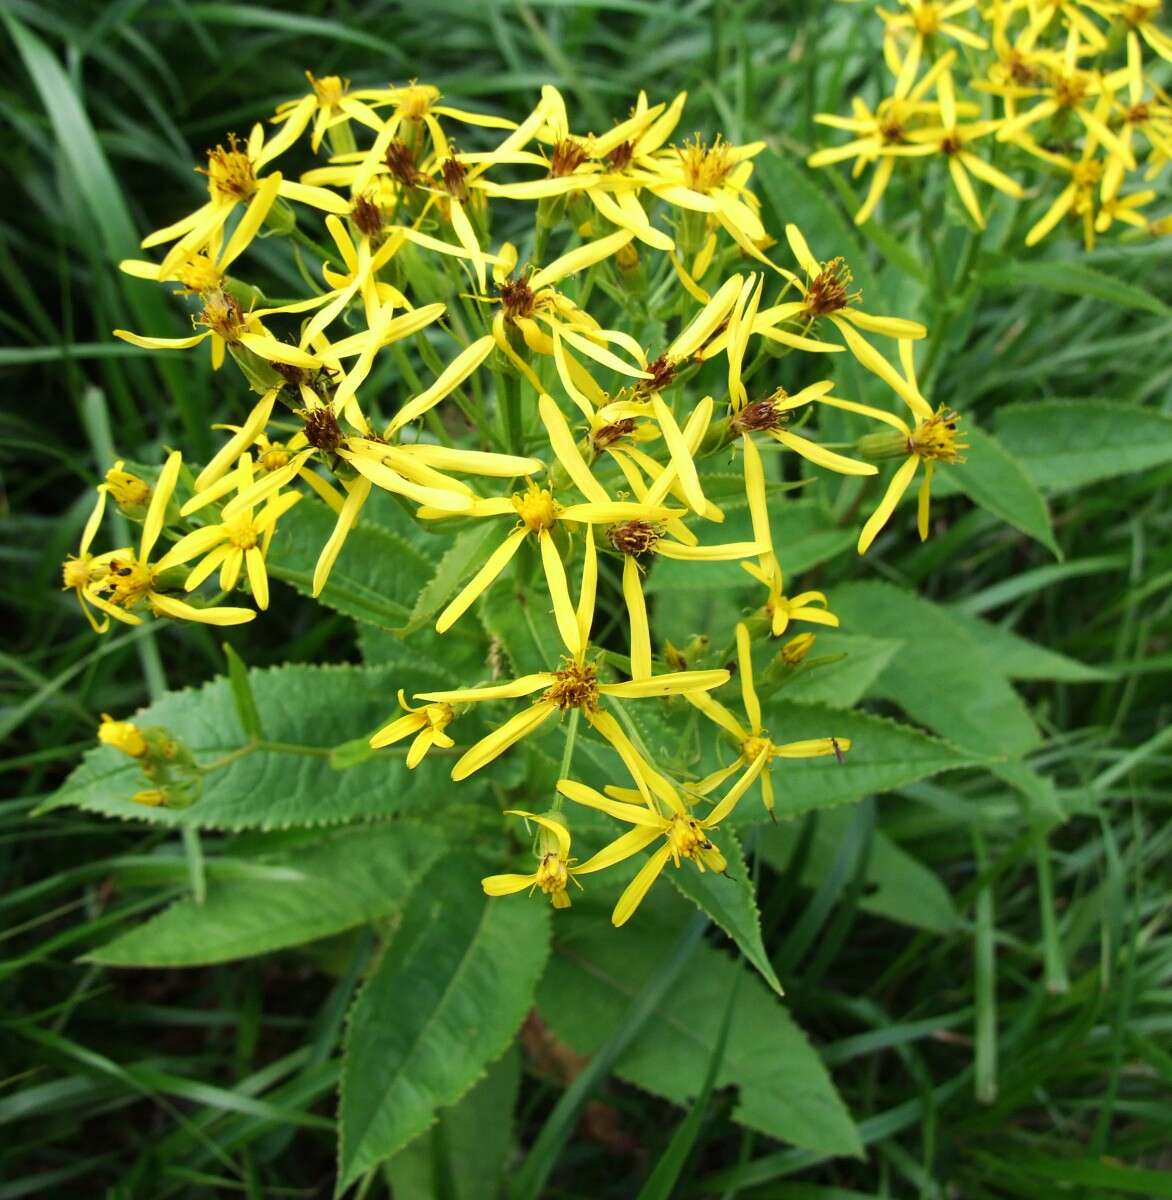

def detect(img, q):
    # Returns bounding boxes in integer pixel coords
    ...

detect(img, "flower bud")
[98,714,147,758]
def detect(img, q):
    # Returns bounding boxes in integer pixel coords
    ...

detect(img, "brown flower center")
[607,520,661,557]
[803,258,858,316]
[549,138,588,177]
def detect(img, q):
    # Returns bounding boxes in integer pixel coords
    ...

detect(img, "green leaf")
[758,808,958,933]
[993,399,1172,493]
[266,499,434,630]
[223,644,263,739]
[537,893,862,1157]
[670,830,784,996]
[977,259,1168,316]
[777,633,903,708]
[937,425,1059,558]
[829,583,1041,758]
[393,523,502,636]
[87,825,445,967]
[946,611,1111,683]
[384,1046,521,1200]
[338,855,550,1190]
[729,701,977,827]
[44,663,468,830]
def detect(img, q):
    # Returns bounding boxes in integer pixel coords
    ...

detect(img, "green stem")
[551,708,581,810]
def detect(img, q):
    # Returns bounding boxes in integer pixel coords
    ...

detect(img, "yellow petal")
[312,475,371,595]
[538,393,610,503]
[622,555,652,680]
[451,701,558,780]
[601,668,729,698]
[141,451,182,562]
[386,336,496,435]
[530,228,634,290]
[857,455,919,554]
[612,844,673,927]
[735,623,762,733]
[435,527,528,633]
[574,825,663,875]
[539,530,581,658]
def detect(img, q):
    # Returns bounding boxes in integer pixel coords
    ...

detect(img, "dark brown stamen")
[591,418,637,449]
[635,354,675,396]
[442,155,469,202]
[549,138,588,177]
[351,196,383,238]
[302,406,343,453]
[606,141,634,170]
[384,139,421,187]
[498,276,536,320]
[607,520,661,557]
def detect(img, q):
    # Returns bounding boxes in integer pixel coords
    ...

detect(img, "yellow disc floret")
[512,483,560,532]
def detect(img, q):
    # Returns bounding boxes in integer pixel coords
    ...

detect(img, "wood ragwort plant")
[8,1,1172,1196]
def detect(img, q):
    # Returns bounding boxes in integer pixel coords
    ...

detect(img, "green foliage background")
[2,2,1170,1197]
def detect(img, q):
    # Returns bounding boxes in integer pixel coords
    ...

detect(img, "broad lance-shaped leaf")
[266,498,434,630]
[43,663,474,831]
[937,425,1059,559]
[670,829,784,996]
[758,807,958,934]
[946,609,1110,683]
[828,582,1041,759]
[976,260,1168,317]
[726,701,978,829]
[87,824,446,967]
[538,889,862,1157]
[993,399,1172,494]
[777,632,902,708]
[385,1046,521,1200]
[338,855,549,1190]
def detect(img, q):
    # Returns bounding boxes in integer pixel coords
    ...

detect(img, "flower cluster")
[810,0,1171,246]
[72,78,952,925]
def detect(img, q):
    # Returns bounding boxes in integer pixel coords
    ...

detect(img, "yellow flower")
[62,486,129,633]
[808,54,955,224]
[878,0,988,71]
[903,68,1025,227]
[98,714,147,758]
[645,133,771,263]
[994,30,1129,168]
[557,757,767,926]
[415,527,729,794]
[1119,0,1172,63]
[423,395,677,647]
[84,453,257,629]
[140,124,349,278]
[153,454,302,611]
[482,810,601,909]
[1018,102,1114,248]
[686,623,850,817]
[832,344,967,552]
[271,71,391,152]
[730,384,878,477]
[1104,33,1172,184]
[339,82,518,196]
[771,226,928,407]
[486,236,650,400]
[370,690,456,768]
[114,288,324,373]
[103,462,153,511]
